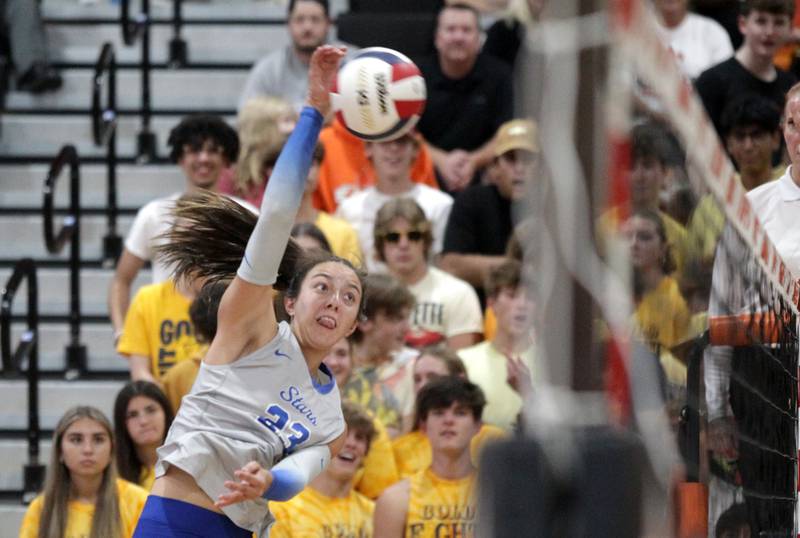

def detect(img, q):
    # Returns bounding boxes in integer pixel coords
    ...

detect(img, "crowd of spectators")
[15,0,800,535]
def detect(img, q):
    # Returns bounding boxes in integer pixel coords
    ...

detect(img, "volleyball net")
[505,1,800,536]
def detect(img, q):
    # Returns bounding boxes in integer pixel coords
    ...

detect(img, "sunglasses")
[383,230,425,243]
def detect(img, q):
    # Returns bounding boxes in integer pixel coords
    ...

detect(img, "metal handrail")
[120,0,156,162]
[92,43,123,267]
[0,258,45,503]
[43,145,87,378]
[169,0,188,68]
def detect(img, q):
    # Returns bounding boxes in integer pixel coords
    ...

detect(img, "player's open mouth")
[317,316,337,330]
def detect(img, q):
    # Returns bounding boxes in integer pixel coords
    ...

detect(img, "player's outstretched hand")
[215,461,273,508]
[307,45,346,117]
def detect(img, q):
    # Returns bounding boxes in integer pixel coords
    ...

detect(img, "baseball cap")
[494,119,539,157]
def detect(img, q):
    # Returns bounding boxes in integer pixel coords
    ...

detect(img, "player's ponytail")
[155,191,302,291]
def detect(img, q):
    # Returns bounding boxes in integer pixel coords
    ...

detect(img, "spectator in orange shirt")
[314,118,439,213]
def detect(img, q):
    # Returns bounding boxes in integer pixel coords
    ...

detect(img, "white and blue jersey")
[155,321,345,536]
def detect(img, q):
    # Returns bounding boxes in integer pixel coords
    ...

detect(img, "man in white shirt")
[336,132,453,273]
[653,0,733,79]
[704,82,800,535]
[373,198,483,351]
[107,115,254,344]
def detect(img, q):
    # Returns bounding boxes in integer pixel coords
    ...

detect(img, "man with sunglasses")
[440,119,540,295]
[374,198,483,351]
[336,132,453,273]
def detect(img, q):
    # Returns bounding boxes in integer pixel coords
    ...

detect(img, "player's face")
[413,354,449,395]
[327,428,369,480]
[739,10,791,59]
[490,286,535,339]
[494,149,538,201]
[125,395,166,447]
[783,95,800,169]
[366,136,418,182]
[622,216,665,272]
[435,7,481,65]
[60,418,112,480]
[381,217,428,279]
[629,156,665,209]
[288,0,330,54]
[288,261,363,351]
[726,125,778,179]
[179,139,228,190]
[322,337,353,387]
[422,402,480,454]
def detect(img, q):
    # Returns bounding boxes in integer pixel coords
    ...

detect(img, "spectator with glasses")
[374,198,482,351]
[336,132,452,274]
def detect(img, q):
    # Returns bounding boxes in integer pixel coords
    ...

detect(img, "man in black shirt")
[416,3,513,193]
[440,119,539,292]
[696,0,795,137]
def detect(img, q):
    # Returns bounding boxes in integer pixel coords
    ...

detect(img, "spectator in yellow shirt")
[19,406,148,538]
[270,402,377,537]
[116,279,207,384]
[113,381,174,491]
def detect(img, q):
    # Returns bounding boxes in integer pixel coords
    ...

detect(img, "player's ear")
[284,296,296,318]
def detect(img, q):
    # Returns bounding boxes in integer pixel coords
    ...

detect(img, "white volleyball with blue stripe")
[331,47,427,142]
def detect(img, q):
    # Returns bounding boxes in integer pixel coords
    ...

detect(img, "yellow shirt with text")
[19,478,148,538]
[405,468,477,538]
[117,281,206,381]
[270,486,374,538]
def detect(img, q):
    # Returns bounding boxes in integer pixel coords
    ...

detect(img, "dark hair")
[416,376,486,424]
[714,503,750,538]
[485,259,522,299]
[113,381,174,486]
[630,209,676,286]
[740,0,794,17]
[264,141,325,172]
[437,2,481,30]
[341,401,377,453]
[291,222,333,253]
[373,198,433,262]
[167,115,239,164]
[720,94,781,138]
[288,0,329,17]
[189,281,227,343]
[352,273,415,343]
[156,191,368,320]
[631,122,673,167]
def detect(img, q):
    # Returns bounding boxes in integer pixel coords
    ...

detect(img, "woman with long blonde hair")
[18,406,148,538]
[217,96,297,206]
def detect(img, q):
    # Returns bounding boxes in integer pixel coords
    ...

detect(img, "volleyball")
[331,47,427,142]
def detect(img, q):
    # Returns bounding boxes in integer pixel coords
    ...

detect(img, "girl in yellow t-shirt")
[623,210,691,386]
[19,406,148,538]
[113,381,174,491]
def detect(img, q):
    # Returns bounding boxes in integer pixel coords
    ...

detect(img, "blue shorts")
[133,495,252,538]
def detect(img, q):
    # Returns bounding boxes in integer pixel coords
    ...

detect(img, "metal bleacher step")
[0,214,135,260]
[0,267,151,316]
[5,69,248,111]
[0,379,125,430]
[0,114,234,159]
[10,322,130,372]
[0,504,26,538]
[44,1,293,65]
[1,163,184,207]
